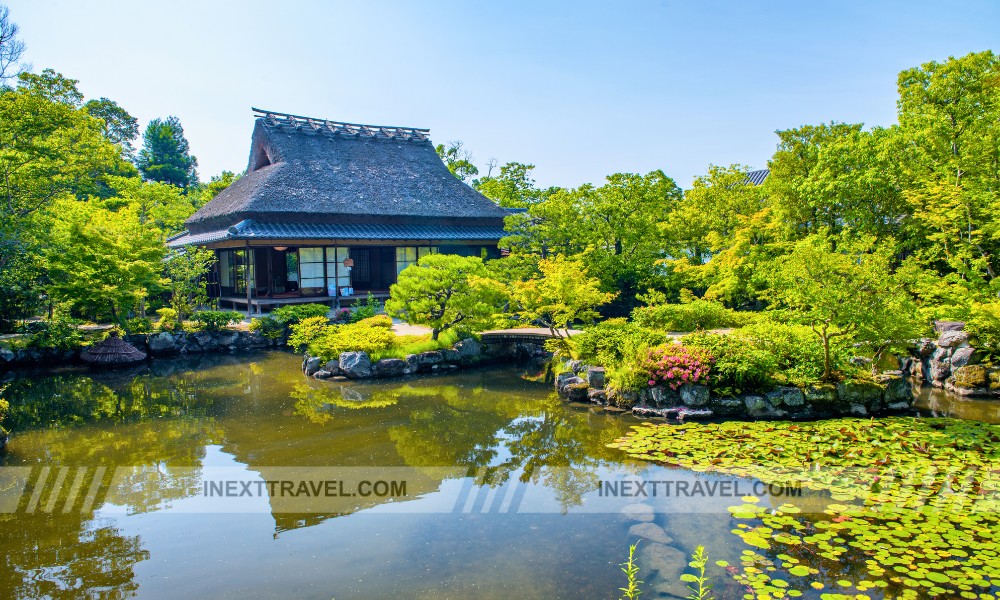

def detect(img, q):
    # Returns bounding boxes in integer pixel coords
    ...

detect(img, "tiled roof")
[167,219,507,248]
[745,168,769,186]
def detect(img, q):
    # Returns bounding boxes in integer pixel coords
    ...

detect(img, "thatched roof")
[81,332,147,366]
[184,109,509,235]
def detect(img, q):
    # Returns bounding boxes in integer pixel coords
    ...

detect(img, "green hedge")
[632,299,759,332]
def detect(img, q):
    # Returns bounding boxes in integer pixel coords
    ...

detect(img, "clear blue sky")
[9,0,999,189]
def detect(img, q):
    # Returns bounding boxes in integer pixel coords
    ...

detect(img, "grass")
[368,329,464,361]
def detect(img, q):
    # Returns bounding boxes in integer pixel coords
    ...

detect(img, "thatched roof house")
[168,108,509,314]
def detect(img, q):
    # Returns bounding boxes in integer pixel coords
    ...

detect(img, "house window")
[396,246,436,275]
[325,247,350,295]
[299,247,325,296]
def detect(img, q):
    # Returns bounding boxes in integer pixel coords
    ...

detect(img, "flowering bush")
[638,343,713,390]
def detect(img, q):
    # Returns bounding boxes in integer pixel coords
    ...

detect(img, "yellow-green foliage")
[156,307,180,332]
[632,298,758,332]
[966,301,1000,361]
[287,316,331,351]
[306,319,397,363]
[357,314,393,329]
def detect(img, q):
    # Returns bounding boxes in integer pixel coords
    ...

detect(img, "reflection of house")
[167,108,509,314]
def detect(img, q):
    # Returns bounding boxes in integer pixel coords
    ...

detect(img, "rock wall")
[901,321,999,398]
[555,360,916,421]
[0,329,281,370]
[300,338,550,380]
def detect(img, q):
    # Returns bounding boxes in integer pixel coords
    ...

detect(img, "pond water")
[1,351,997,599]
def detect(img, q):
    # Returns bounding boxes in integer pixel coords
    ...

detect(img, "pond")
[0,351,997,599]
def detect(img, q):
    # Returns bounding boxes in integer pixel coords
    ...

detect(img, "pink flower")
[648,380,656,386]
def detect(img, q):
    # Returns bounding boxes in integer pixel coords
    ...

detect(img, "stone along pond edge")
[297,336,923,421]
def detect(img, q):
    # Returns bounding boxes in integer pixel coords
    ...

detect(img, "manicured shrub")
[249,316,284,339]
[270,303,330,325]
[681,331,777,396]
[572,318,667,366]
[156,308,181,332]
[192,310,243,332]
[287,316,332,351]
[306,319,397,363]
[632,299,758,332]
[638,343,713,390]
[356,314,393,329]
[125,316,152,334]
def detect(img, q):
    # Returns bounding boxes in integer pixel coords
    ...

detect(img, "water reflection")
[5,353,994,599]
[0,352,638,599]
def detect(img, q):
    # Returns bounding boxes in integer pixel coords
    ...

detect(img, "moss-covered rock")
[952,364,988,389]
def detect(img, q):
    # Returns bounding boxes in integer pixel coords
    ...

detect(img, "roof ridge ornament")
[251,107,430,141]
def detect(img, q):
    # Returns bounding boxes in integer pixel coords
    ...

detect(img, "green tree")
[84,97,139,160]
[767,234,912,381]
[44,197,165,326]
[766,121,864,238]
[475,161,542,208]
[136,116,198,188]
[897,50,1000,295]
[386,254,502,340]
[0,70,127,326]
[508,255,616,338]
[165,247,216,321]
[434,141,478,183]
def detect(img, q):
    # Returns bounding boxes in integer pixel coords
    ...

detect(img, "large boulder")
[679,384,709,407]
[744,395,786,418]
[454,338,482,362]
[415,351,444,372]
[564,381,589,401]
[374,358,407,378]
[555,370,579,392]
[836,380,883,407]
[950,346,977,368]
[339,351,373,379]
[441,349,462,364]
[404,354,419,374]
[766,386,805,408]
[649,386,680,408]
[148,332,179,354]
[877,371,913,407]
[937,330,970,348]
[0,347,14,363]
[303,356,323,377]
[934,320,966,334]
[952,364,988,389]
[587,367,606,390]
[323,359,340,374]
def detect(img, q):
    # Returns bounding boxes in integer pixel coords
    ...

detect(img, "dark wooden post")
[244,241,252,319]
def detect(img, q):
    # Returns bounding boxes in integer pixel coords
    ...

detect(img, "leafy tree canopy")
[136,116,198,188]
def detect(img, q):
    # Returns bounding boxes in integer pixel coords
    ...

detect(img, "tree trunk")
[821,333,833,382]
[431,328,439,341]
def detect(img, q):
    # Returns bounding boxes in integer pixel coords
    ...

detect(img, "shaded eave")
[166,219,508,248]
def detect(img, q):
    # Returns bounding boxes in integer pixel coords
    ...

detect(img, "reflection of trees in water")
[0,511,148,600]
[290,377,641,512]
[290,381,399,424]
[0,364,228,600]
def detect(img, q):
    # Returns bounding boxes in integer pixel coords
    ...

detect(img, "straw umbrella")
[81,331,147,366]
